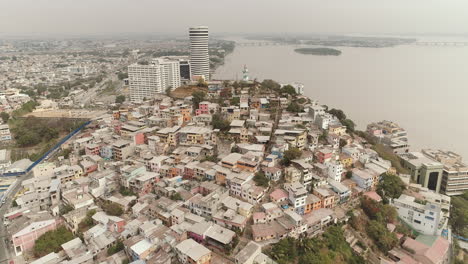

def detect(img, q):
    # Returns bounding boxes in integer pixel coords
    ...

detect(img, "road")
[74,73,124,107]
[0,173,30,263]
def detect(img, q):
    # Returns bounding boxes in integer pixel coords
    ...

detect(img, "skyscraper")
[189,26,210,80]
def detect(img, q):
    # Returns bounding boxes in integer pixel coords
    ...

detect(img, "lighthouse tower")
[242,65,249,82]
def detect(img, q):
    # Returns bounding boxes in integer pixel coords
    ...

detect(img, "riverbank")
[214,39,468,158]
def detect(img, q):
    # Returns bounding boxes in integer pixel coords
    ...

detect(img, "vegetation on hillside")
[280,85,297,95]
[115,95,126,104]
[253,171,269,187]
[266,226,365,264]
[211,113,230,132]
[10,117,84,148]
[33,226,75,257]
[450,191,468,238]
[286,101,303,113]
[11,100,39,117]
[107,240,124,256]
[78,209,96,233]
[191,90,206,109]
[350,197,399,253]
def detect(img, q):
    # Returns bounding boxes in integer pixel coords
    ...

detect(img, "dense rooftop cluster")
[0,78,462,264]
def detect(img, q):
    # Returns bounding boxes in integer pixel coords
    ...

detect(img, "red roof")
[363,191,382,202]
[269,188,288,201]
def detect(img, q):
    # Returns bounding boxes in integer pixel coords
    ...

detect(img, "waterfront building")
[399,152,443,193]
[367,120,409,153]
[422,149,468,196]
[189,26,210,80]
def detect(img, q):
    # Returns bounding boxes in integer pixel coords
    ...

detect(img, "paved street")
[0,173,31,264]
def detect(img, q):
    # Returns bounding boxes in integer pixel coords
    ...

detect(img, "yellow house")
[328,125,347,136]
[339,153,353,168]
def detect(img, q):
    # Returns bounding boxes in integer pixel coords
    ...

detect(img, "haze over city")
[1,2,468,264]
[1,0,468,36]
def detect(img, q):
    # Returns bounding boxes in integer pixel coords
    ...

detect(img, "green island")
[294,47,342,56]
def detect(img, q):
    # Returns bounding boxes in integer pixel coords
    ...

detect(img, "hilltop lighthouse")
[242,65,249,82]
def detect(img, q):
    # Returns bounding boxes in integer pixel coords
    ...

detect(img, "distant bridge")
[236,42,292,47]
[411,42,468,46]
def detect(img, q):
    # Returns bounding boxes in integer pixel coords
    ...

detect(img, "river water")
[214,37,468,158]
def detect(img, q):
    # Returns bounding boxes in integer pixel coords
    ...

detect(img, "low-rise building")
[175,239,212,264]
[392,194,445,236]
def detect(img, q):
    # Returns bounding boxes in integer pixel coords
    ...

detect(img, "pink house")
[195,101,210,116]
[315,148,334,164]
[269,188,288,203]
[85,144,101,156]
[80,160,98,175]
[12,219,62,256]
[133,132,145,145]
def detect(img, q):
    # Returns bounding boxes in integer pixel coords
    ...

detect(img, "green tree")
[450,192,468,237]
[280,85,297,95]
[115,95,126,104]
[197,77,208,87]
[165,86,172,95]
[345,171,353,179]
[60,204,74,215]
[328,108,346,121]
[286,102,303,113]
[341,119,355,133]
[339,138,347,148]
[283,147,302,166]
[367,220,398,253]
[261,79,281,92]
[170,192,183,201]
[107,240,124,255]
[253,171,269,187]
[377,173,406,201]
[192,91,206,109]
[119,186,136,196]
[211,113,230,132]
[117,72,128,80]
[36,84,47,95]
[201,155,218,162]
[0,112,9,123]
[102,202,124,216]
[230,97,240,106]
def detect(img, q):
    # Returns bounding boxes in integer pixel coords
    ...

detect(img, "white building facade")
[128,58,181,102]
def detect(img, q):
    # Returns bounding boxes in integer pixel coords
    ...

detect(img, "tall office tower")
[189,26,210,80]
[128,58,181,102]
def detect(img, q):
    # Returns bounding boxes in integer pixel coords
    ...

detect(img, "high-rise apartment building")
[128,58,181,102]
[422,149,468,196]
[189,26,210,80]
[163,56,191,81]
[156,58,181,91]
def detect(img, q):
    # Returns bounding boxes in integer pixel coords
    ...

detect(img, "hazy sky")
[1,0,468,36]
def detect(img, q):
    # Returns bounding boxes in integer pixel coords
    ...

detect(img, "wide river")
[214,37,468,158]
